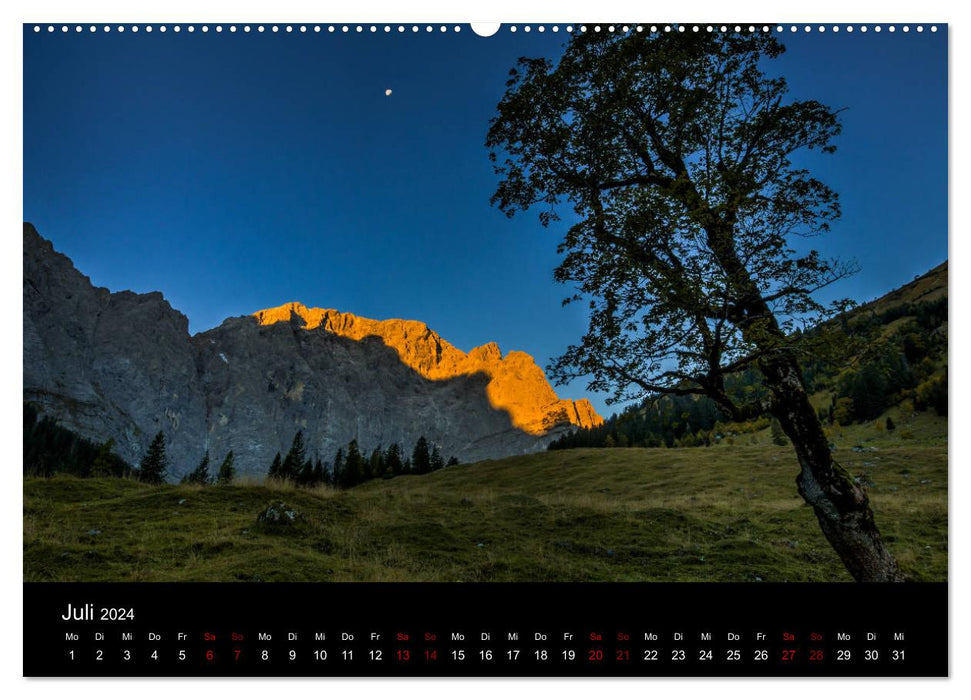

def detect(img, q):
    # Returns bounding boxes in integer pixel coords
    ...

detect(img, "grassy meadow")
[24,410,946,583]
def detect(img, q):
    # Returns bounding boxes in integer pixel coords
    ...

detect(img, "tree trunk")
[760,353,903,582]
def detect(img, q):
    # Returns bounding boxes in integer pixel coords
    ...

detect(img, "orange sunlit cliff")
[253,302,603,435]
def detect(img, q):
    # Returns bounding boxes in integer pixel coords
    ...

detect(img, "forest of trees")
[24,404,459,489]
[551,296,948,451]
[264,430,459,490]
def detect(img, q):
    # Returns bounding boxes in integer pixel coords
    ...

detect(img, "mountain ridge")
[252,302,602,436]
[23,223,601,479]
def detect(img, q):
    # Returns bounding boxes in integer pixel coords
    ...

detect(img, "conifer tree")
[268,452,282,480]
[312,458,325,486]
[182,452,211,485]
[412,436,431,475]
[886,416,896,431]
[281,430,306,481]
[344,440,364,487]
[369,446,386,480]
[385,443,404,476]
[430,445,445,472]
[217,451,235,484]
[446,456,460,467]
[332,447,345,488]
[138,431,168,484]
[90,438,117,478]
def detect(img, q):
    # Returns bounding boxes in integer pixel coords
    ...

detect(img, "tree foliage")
[217,451,236,484]
[487,30,853,417]
[138,431,169,484]
[488,30,903,581]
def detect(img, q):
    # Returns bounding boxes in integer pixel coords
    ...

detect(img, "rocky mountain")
[23,223,603,479]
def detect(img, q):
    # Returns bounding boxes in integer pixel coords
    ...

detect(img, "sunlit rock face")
[253,302,603,435]
[23,224,602,480]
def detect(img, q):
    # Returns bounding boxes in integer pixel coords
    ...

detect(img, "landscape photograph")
[23,24,946,584]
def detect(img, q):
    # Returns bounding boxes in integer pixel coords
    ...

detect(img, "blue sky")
[23,26,947,417]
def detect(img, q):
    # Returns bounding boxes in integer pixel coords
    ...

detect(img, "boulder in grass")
[257,501,301,525]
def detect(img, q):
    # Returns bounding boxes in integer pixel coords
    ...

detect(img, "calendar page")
[22,20,947,677]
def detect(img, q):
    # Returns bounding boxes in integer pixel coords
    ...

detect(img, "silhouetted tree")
[385,443,404,476]
[488,30,900,580]
[343,440,364,487]
[181,452,211,485]
[217,451,235,484]
[281,430,307,481]
[412,436,431,475]
[138,432,168,484]
[369,446,387,480]
[430,445,445,472]
[267,452,282,480]
[332,447,344,487]
[90,439,117,478]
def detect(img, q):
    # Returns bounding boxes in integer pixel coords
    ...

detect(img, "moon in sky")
[385,89,392,96]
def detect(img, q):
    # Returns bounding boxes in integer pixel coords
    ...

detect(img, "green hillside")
[25,432,946,583]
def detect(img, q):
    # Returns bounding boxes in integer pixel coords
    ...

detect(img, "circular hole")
[160,26,167,33]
